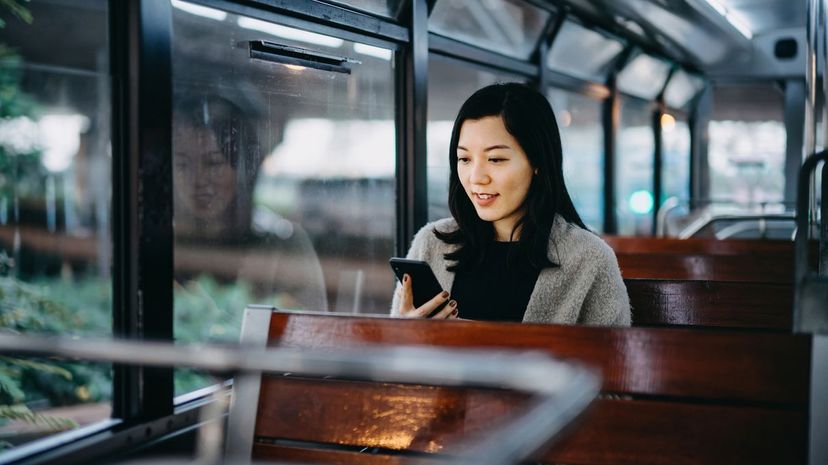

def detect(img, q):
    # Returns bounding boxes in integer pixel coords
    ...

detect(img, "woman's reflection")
[172,94,327,312]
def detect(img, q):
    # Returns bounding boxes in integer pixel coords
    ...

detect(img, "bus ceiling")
[559,0,805,80]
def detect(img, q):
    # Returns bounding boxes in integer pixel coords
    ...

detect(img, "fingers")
[398,274,414,314]
[431,299,459,319]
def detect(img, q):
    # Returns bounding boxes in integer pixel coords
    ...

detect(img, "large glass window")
[426,56,524,221]
[617,53,671,100]
[0,0,111,448]
[661,112,690,204]
[547,88,604,231]
[171,2,396,394]
[617,96,655,235]
[708,84,786,207]
[664,69,704,110]
[429,0,552,59]
[547,20,623,82]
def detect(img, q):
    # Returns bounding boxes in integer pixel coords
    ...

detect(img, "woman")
[392,83,630,326]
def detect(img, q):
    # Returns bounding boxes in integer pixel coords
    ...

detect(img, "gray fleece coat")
[391,215,631,326]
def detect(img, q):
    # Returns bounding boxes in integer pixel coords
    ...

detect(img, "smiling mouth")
[473,192,498,205]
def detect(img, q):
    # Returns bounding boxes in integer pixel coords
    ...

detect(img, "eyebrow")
[457,144,513,152]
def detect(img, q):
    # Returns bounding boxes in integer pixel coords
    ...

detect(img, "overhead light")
[353,43,392,61]
[237,17,344,48]
[171,0,227,21]
[701,0,753,40]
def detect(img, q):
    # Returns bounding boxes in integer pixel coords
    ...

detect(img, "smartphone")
[389,258,447,315]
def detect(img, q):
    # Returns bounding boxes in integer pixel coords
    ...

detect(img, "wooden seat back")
[247,310,811,465]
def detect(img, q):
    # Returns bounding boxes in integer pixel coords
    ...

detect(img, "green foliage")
[0,0,32,29]
[173,275,267,394]
[0,274,111,407]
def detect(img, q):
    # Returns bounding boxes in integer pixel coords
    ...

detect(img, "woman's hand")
[397,274,458,319]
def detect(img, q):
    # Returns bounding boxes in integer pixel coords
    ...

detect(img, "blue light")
[629,190,654,215]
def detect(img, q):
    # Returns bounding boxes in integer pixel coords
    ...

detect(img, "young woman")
[392,83,630,326]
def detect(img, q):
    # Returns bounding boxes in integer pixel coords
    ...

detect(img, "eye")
[488,157,506,163]
[457,156,470,164]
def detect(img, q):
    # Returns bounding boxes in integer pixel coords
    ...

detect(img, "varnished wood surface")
[267,313,810,404]
[626,279,792,330]
[615,253,793,282]
[253,443,442,465]
[254,378,807,465]
[603,236,807,256]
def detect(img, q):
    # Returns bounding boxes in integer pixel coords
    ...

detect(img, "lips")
[473,192,498,207]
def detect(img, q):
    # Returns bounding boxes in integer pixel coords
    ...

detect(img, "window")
[617,96,655,235]
[664,69,704,110]
[426,56,525,221]
[429,0,552,59]
[0,0,112,448]
[171,2,397,394]
[323,0,405,19]
[617,53,671,100]
[708,84,786,207]
[547,20,623,82]
[547,88,604,231]
[661,112,690,204]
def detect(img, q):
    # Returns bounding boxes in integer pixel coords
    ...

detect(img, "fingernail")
[441,291,449,298]
[448,300,457,308]
[403,274,409,283]
[451,309,459,316]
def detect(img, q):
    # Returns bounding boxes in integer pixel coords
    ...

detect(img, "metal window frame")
[110,0,174,423]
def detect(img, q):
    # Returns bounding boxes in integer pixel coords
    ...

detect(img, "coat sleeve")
[390,224,433,316]
[578,246,632,326]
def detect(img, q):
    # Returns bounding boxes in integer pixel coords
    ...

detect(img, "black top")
[450,241,541,322]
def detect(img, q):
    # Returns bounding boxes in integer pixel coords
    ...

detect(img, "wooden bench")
[603,236,808,256]
[615,253,792,283]
[241,309,811,465]
[626,279,792,330]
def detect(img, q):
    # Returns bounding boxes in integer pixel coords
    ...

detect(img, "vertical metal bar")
[689,84,713,210]
[784,80,807,207]
[602,76,619,235]
[806,0,818,161]
[111,0,174,420]
[396,0,429,255]
[652,101,663,236]
[534,10,565,93]
[810,335,828,464]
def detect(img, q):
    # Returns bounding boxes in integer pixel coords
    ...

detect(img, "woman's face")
[173,124,238,220]
[456,116,534,241]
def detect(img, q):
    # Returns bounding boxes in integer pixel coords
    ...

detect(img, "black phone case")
[389,258,446,310]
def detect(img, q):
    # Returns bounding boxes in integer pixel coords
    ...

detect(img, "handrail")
[678,213,796,239]
[793,150,828,334]
[0,332,599,465]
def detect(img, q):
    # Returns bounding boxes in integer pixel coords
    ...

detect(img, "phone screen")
[389,258,446,310]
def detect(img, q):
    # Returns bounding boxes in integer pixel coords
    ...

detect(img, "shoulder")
[407,217,457,259]
[549,215,617,267]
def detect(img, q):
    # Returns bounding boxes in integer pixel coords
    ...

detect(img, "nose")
[469,159,490,185]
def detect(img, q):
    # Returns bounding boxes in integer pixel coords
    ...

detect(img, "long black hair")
[434,83,586,272]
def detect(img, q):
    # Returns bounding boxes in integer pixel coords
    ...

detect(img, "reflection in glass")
[172,3,396,394]
[0,0,111,448]
[664,70,704,110]
[661,113,690,204]
[617,96,655,235]
[547,88,604,232]
[547,20,623,82]
[427,56,525,221]
[708,85,786,207]
[617,54,671,100]
[429,0,552,59]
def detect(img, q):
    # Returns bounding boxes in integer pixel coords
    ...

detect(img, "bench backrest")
[603,236,805,256]
[248,310,811,465]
